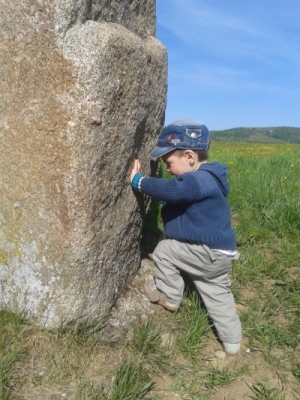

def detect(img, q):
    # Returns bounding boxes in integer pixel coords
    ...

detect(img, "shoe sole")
[157,299,180,311]
[224,349,239,356]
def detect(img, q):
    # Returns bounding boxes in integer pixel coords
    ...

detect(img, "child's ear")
[184,150,196,161]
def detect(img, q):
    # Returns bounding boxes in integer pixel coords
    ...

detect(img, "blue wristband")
[131,173,144,191]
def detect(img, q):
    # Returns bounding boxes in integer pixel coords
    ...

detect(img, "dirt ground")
[15,255,299,399]
[103,256,300,400]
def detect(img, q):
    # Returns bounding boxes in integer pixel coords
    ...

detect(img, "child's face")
[161,150,198,176]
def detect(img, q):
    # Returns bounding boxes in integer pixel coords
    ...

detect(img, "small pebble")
[214,350,226,359]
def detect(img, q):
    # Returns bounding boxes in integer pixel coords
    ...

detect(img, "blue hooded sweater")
[138,162,236,250]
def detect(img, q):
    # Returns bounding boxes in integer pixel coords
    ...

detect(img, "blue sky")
[156,0,300,130]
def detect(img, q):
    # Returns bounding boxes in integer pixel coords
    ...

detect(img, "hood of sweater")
[199,162,229,196]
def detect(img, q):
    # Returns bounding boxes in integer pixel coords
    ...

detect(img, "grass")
[174,291,209,361]
[108,360,158,400]
[204,367,243,390]
[1,142,300,399]
[249,382,286,400]
[75,359,158,400]
[129,320,172,373]
[0,311,27,399]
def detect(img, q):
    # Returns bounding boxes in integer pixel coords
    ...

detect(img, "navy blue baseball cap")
[150,119,210,159]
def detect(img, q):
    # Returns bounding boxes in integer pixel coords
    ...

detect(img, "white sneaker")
[223,342,240,355]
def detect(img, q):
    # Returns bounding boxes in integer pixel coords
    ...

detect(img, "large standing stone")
[0,0,167,326]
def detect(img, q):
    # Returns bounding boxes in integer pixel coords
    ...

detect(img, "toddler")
[130,119,242,355]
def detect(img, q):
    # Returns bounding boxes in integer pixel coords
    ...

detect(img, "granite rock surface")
[0,0,167,326]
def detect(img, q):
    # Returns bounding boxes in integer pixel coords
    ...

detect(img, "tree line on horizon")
[210,126,300,144]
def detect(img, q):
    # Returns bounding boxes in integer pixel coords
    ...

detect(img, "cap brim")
[150,147,174,159]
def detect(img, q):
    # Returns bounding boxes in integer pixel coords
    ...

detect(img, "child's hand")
[130,159,142,182]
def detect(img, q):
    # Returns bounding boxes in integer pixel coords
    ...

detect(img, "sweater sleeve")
[140,173,201,204]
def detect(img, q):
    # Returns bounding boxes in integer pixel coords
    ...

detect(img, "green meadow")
[1,142,299,399]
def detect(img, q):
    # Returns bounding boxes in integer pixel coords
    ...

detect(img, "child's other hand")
[130,159,142,182]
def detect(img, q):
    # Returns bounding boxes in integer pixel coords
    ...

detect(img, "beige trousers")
[153,239,242,344]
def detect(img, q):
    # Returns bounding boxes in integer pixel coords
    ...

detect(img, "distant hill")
[210,127,300,144]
